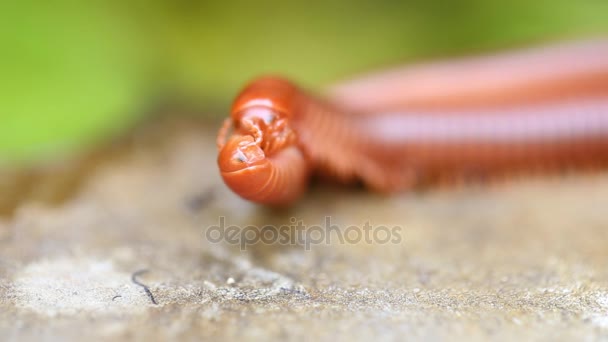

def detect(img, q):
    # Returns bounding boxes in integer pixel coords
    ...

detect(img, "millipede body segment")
[216,39,608,205]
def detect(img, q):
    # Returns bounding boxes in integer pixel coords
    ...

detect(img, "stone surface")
[1,117,608,341]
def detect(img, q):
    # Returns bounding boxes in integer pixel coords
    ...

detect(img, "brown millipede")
[216,39,608,205]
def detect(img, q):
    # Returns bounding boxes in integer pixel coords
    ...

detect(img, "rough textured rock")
[1,117,608,341]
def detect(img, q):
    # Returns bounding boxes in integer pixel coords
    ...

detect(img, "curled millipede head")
[217,133,309,205]
[218,136,266,172]
[218,135,266,174]
[217,135,275,200]
[216,77,309,205]
[218,76,300,157]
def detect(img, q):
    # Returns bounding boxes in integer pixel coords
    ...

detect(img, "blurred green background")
[2,0,608,162]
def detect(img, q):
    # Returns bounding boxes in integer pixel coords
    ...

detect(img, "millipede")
[216,39,608,205]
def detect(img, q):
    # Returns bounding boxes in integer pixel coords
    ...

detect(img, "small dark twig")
[131,269,158,305]
[186,188,215,212]
[112,295,122,301]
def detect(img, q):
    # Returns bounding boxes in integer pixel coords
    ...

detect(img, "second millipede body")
[217,39,608,205]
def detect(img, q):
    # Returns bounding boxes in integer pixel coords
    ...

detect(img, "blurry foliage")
[1,0,608,161]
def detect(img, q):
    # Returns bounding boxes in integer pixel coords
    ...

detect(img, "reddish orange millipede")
[216,39,608,205]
